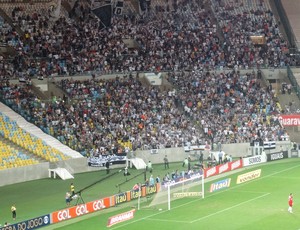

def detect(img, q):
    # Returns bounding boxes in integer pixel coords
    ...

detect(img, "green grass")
[0,161,197,223]
[2,158,300,230]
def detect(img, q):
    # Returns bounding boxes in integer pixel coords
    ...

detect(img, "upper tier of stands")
[210,0,289,68]
[0,0,298,82]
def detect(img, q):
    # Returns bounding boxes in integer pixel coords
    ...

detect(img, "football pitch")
[2,158,300,230]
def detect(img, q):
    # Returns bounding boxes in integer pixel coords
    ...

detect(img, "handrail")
[273,0,297,49]
[287,65,300,100]
[0,0,52,3]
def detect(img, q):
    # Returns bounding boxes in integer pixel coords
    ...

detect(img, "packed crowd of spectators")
[0,68,289,156]
[211,0,291,68]
[0,0,294,156]
[0,0,296,82]
[0,74,205,155]
[169,70,288,144]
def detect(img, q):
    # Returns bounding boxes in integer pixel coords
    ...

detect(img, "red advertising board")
[107,209,136,227]
[51,197,110,223]
[229,159,243,170]
[204,166,218,178]
[278,114,300,126]
[204,159,243,178]
[218,162,230,174]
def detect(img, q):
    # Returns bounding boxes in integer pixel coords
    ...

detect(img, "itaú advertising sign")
[278,114,300,126]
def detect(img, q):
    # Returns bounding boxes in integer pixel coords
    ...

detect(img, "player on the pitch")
[288,193,293,213]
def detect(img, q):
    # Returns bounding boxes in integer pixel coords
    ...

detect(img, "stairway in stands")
[0,136,45,163]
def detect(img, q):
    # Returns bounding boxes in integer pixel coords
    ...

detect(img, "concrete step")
[127,158,146,170]
[48,167,74,180]
[0,136,46,163]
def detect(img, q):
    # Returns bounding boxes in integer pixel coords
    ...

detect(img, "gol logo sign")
[92,200,106,211]
[52,204,88,223]
[52,198,110,223]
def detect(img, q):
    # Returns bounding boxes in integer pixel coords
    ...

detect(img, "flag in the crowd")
[139,0,151,14]
[92,4,112,29]
[91,0,109,9]
[150,149,158,154]
[139,0,147,13]
[49,0,61,21]
[114,0,124,15]
[263,141,276,150]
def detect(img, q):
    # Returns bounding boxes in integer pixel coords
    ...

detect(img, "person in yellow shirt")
[70,183,75,197]
[11,205,16,220]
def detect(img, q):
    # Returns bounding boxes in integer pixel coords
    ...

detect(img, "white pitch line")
[190,193,270,223]
[228,190,269,194]
[146,218,190,224]
[268,176,299,179]
[110,163,300,229]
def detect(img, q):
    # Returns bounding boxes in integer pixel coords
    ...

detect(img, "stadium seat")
[0,113,70,167]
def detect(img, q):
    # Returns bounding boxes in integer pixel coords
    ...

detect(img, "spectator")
[182,158,188,167]
[11,204,16,220]
[163,155,169,169]
[105,161,110,174]
[149,175,155,186]
[147,161,153,173]
[199,151,204,164]
[124,167,130,176]
[156,175,161,183]
[218,150,223,165]
[65,192,71,207]
[132,183,139,190]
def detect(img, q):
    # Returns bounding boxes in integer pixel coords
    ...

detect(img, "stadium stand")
[0,139,39,169]
[170,69,289,144]
[0,111,71,162]
[0,0,297,172]
[0,0,297,81]
[211,0,284,69]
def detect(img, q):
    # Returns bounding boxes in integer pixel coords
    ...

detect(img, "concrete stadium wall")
[133,141,292,165]
[0,141,293,187]
[10,68,300,86]
[290,67,300,74]
[0,162,49,187]
[52,157,109,174]
[0,158,97,187]
[52,157,88,174]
